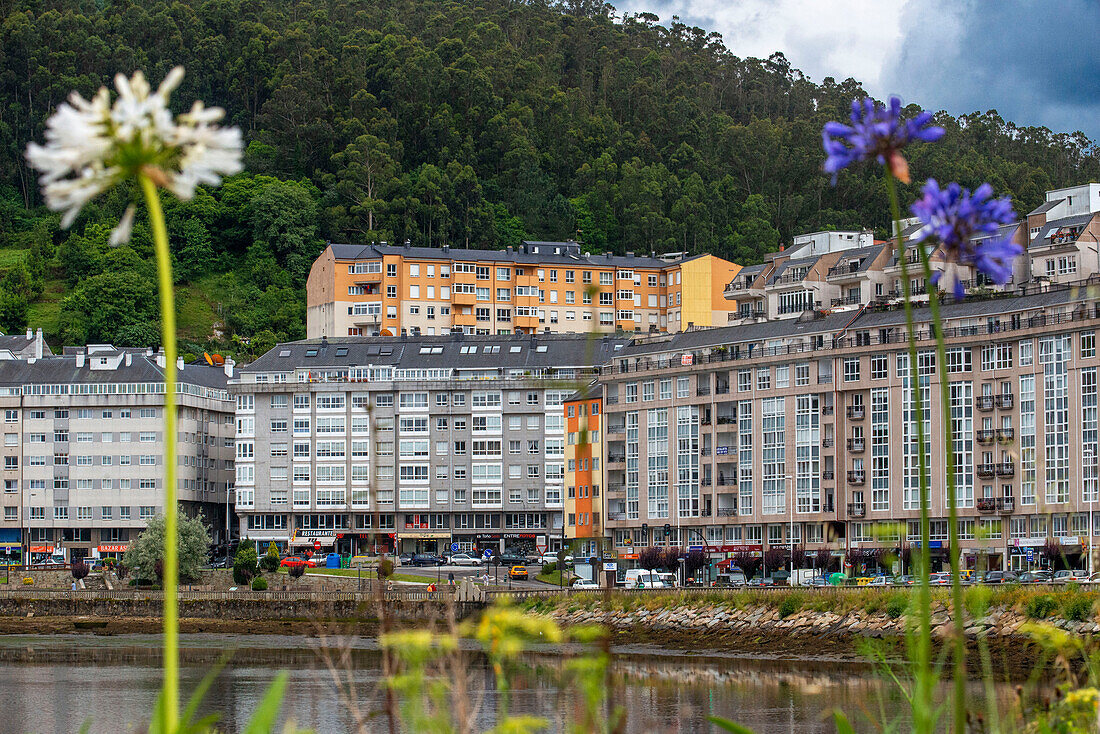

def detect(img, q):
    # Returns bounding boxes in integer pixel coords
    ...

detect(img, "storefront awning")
[97,544,129,553]
[0,542,20,550]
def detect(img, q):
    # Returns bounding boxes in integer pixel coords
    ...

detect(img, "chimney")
[125,353,132,366]
[176,356,185,371]
[626,251,634,258]
[155,348,166,369]
[223,357,235,379]
[506,246,513,254]
[321,335,329,349]
[75,350,85,368]
[25,328,31,340]
[34,329,42,360]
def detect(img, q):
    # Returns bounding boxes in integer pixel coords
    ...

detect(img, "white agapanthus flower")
[25,67,242,242]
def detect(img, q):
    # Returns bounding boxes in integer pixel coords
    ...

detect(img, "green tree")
[233,544,259,585]
[261,541,280,572]
[123,511,212,584]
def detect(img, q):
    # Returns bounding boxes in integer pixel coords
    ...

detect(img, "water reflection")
[0,634,1029,734]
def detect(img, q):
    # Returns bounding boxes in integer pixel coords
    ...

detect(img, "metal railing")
[847,502,866,517]
[847,471,865,485]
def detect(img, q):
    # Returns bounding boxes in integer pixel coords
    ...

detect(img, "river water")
[0,633,1028,733]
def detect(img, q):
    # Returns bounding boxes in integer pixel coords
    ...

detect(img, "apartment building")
[563,386,602,559]
[306,240,739,339]
[0,345,236,563]
[1025,183,1100,284]
[593,284,1100,573]
[0,328,51,361]
[228,333,626,557]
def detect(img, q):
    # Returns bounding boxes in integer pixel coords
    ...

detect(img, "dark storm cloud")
[886,0,1100,140]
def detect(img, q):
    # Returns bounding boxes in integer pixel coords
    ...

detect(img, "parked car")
[410,554,443,567]
[803,575,829,587]
[929,572,951,585]
[866,575,889,586]
[571,578,599,589]
[209,556,230,569]
[398,553,415,566]
[279,556,315,569]
[714,570,748,587]
[656,572,678,588]
[508,565,529,581]
[539,553,561,565]
[447,553,482,567]
[1052,569,1089,583]
[496,553,528,567]
[980,570,1018,584]
[893,575,915,586]
[747,576,774,587]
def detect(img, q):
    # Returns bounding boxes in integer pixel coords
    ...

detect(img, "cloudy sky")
[616,0,1100,141]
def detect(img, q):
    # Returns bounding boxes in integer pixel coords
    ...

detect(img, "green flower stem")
[141,173,179,733]
[912,232,966,734]
[885,172,934,734]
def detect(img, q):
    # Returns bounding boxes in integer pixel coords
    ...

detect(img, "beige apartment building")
[306,240,739,339]
[597,284,1100,573]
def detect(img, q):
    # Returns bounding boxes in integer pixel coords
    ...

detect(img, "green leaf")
[832,710,857,734]
[242,670,289,734]
[706,715,755,734]
[180,656,230,729]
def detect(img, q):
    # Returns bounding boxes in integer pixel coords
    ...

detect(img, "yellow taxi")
[508,565,528,581]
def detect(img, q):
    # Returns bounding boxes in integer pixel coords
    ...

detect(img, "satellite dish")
[380,328,393,336]
[212,354,224,365]
[203,352,213,366]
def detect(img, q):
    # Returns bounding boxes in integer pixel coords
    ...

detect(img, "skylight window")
[509,346,522,353]
[304,349,318,357]
[460,346,478,354]
[278,350,291,358]
[536,346,548,353]
[335,348,348,357]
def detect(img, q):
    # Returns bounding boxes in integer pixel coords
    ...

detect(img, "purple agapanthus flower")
[822,96,944,183]
[910,179,1021,300]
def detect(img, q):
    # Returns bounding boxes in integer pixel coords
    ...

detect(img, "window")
[843,358,860,382]
[871,355,888,380]
[945,347,972,373]
[1084,331,1096,359]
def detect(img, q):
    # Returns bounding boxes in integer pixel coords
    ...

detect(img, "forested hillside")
[1,0,1098,355]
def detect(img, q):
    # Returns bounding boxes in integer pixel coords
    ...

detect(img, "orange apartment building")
[306,241,740,339]
[564,387,602,559]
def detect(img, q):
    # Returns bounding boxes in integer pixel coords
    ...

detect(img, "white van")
[621,569,664,588]
[656,572,677,588]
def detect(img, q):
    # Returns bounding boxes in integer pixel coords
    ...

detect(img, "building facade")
[563,387,602,559]
[0,346,236,563]
[592,285,1100,574]
[306,240,739,339]
[228,334,625,557]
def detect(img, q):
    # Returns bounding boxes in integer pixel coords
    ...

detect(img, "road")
[395,561,560,589]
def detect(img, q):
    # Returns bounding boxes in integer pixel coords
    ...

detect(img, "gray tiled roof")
[829,244,885,274]
[620,286,1097,358]
[243,333,631,373]
[767,256,820,285]
[1029,213,1097,249]
[1028,199,1064,216]
[0,354,229,389]
[0,334,50,357]
[326,242,695,270]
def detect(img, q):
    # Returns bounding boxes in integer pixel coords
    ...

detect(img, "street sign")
[450,542,460,552]
[1026,548,1034,561]
[603,561,618,571]
[482,549,493,560]
[536,542,548,554]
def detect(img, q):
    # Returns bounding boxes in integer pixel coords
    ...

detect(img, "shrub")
[260,542,280,572]
[1062,594,1095,622]
[251,577,268,591]
[70,561,89,581]
[885,594,909,619]
[1025,593,1059,619]
[233,545,258,585]
[288,563,306,580]
[777,594,802,619]
[377,559,394,579]
[542,561,557,575]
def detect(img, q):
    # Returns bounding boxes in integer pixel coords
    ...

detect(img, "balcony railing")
[997,427,1014,442]
[830,295,863,307]
[606,512,625,521]
[822,470,835,481]
[977,496,1015,514]
[717,507,738,517]
[848,502,866,517]
[715,385,730,395]
[976,395,995,411]
[607,483,624,493]
[996,461,1015,477]
[700,447,712,457]
[996,393,1014,409]
[847,438,865,452]
[606,425,625,435]
[846,406,865,420]
[827,263,865,279]
[716,475,737,486]
[717,415,737,425]
[976,429,996,444]
[822,438,834,448]
[976,463,996,479]
[821,405,834,416]
[608,454,625,464]
[847,471,865,485]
